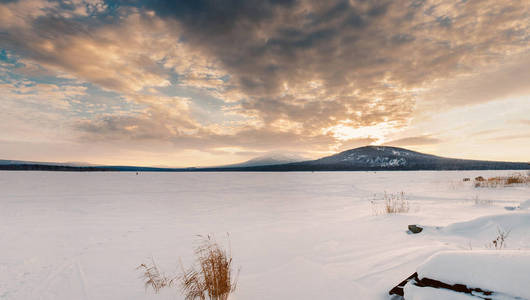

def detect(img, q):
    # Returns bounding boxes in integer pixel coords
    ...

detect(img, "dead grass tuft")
[180,235,239,300]
[474,173,529,188]
[138,235,239,300]
[486,227,511,250]
[385,192,410,214]
[137,259,176,293]
[506,175,526,184]
[371,192,410,214]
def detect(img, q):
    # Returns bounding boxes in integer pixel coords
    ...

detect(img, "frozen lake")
[1,171,528,300]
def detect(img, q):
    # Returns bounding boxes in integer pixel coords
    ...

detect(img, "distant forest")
[0,164,113,171]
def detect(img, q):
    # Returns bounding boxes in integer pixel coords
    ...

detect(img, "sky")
[0,0,529,167]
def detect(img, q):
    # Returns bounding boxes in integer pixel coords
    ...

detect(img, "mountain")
[223,153,307,167]
[0,146,528,171]
[214,146,529,171]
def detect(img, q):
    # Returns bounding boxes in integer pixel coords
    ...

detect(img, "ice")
[0,170,528,300]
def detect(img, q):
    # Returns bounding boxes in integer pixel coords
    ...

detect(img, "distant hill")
[222,153,307,168]
[0,146,528,171]
[0,159,93,166]
[203,146,529,171]
[0,163,112,172]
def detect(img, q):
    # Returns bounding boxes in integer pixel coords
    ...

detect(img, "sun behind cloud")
[0,0,529,166]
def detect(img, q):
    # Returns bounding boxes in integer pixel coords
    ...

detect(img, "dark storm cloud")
[143,0,295,29]
[137,0,398,95]
[132,0,529,131]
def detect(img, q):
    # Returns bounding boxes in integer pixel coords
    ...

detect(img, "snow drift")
[404,250,530,299]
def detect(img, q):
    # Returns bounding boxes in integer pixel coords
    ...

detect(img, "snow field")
[0,170,528,300]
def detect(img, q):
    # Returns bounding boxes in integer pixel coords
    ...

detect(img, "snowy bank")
[436,212,530,250]
[404,250,530,299]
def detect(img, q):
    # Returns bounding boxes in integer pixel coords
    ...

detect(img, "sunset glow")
[1,0,529,166]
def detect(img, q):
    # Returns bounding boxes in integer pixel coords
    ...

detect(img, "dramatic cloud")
[0,0,529,165]
[139,0,529,125]
[420,54,530,109]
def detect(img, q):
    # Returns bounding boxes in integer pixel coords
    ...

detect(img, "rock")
[389,272,417,296]
[395,273,495,298]
[408,224,423,234]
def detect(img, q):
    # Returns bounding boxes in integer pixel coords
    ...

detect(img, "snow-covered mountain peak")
[309,146,440,168]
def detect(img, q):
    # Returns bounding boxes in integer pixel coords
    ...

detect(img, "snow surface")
[340,154,407,167]
[407,250,530,299]
[0,170,529,300]
[520,199,530,210]
[403,284,478,300]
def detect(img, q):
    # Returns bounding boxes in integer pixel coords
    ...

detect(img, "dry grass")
[474,173,529,188]
[137,259,176,293]
[506,176,526,184]
[138,235,239,300]
[486,227,511,250]
[371,192,410,215]
[181,235,239,300]
[385,191,410,214]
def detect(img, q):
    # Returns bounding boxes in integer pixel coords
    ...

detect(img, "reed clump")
[137,259,175,293]
[371,192,410,215]
[485,227,511,250]
[139,235,239,300]
[181,235,238,300]
[385,191,410,214]
[474,173,529,188]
